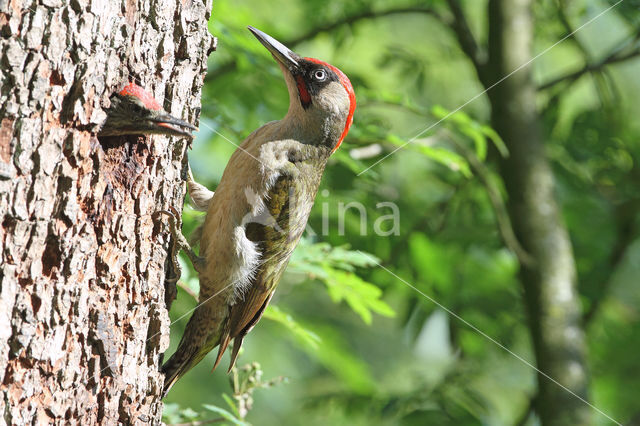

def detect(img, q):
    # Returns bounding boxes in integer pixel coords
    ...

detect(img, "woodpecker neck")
[279,62,350,153]
[282,104,343,152]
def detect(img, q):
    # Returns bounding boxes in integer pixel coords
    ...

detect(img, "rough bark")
[0,0,213,424]
[486,1,590,424]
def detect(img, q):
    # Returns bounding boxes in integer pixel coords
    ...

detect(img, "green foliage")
[323,268,395,324]
[289,240,395,324]
[430,105,509,160]
[202,404,249,426]
[162,403,200,424]
[163,363,285,425]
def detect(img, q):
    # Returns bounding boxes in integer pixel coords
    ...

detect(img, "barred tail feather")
[161,357,188,398]
[161,307,222,397]
[212,333,231,372]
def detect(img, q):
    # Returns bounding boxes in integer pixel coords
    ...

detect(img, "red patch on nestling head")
[306,57,356,153]
[119,83,162,111]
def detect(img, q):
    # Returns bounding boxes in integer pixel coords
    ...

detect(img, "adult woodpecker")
[161,26,356,396]
[99,83,197,138]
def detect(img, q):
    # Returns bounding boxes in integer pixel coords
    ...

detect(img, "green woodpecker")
[99,83,197,138]
[161,26,356,396]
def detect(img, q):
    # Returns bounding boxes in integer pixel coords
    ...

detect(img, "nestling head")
[99,83,197,138]
[248,26,356,153]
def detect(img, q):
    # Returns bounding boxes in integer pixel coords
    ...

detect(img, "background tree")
[486,1,588,424]
[0,0,212,423]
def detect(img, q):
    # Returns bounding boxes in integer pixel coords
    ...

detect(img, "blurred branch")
[445,0,489,83]
[556,0,593,61]
[207,5,448,82]
[285,6,447,46]
[349,143,382,160]
[360,98,426,115]
[443,129,536,267]
[177,280,199,301]
[546,1,622,109]
[539,31,640,90]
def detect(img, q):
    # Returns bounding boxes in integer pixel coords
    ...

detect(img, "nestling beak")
[152,113,199,138]
[248,26,300,72]
[99,86,199,139]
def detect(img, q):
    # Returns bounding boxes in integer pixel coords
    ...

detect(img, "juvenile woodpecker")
[161,26,356,395]
[99,83,197,138]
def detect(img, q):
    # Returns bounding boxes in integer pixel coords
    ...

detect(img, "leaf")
[385,133,406,146]
[221,393,240,418]
[460,126,487,162]
[415,145,472,177]
[326,245,381,270]
[480,125,509,157]
[202,404,250,426]
[430,105,509,160]
[431,104,454,121]
[263,305,321,349]
[324,268,395,325]
[289,241,379,274]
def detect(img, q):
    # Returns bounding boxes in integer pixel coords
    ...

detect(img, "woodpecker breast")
[195,122,327,305]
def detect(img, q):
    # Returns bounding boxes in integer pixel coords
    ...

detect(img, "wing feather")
[217,174,293,370]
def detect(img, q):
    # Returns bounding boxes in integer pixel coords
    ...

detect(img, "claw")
[155,208,206,274]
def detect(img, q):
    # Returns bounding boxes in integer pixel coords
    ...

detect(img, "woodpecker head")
[248,26,356,153]
[99,83,197,138]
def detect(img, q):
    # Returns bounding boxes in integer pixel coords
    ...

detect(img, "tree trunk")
[487,0,590,424]
[0,0,213,423]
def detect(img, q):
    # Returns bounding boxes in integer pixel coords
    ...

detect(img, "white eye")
[313,69,327,81]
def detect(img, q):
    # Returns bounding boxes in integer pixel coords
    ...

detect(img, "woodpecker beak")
[152,113,198,138]
[248,26,300,72]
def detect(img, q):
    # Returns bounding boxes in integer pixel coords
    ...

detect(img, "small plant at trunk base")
[162,362,286,425]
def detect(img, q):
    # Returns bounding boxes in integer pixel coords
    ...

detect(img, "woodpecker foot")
[155,207,206,279]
